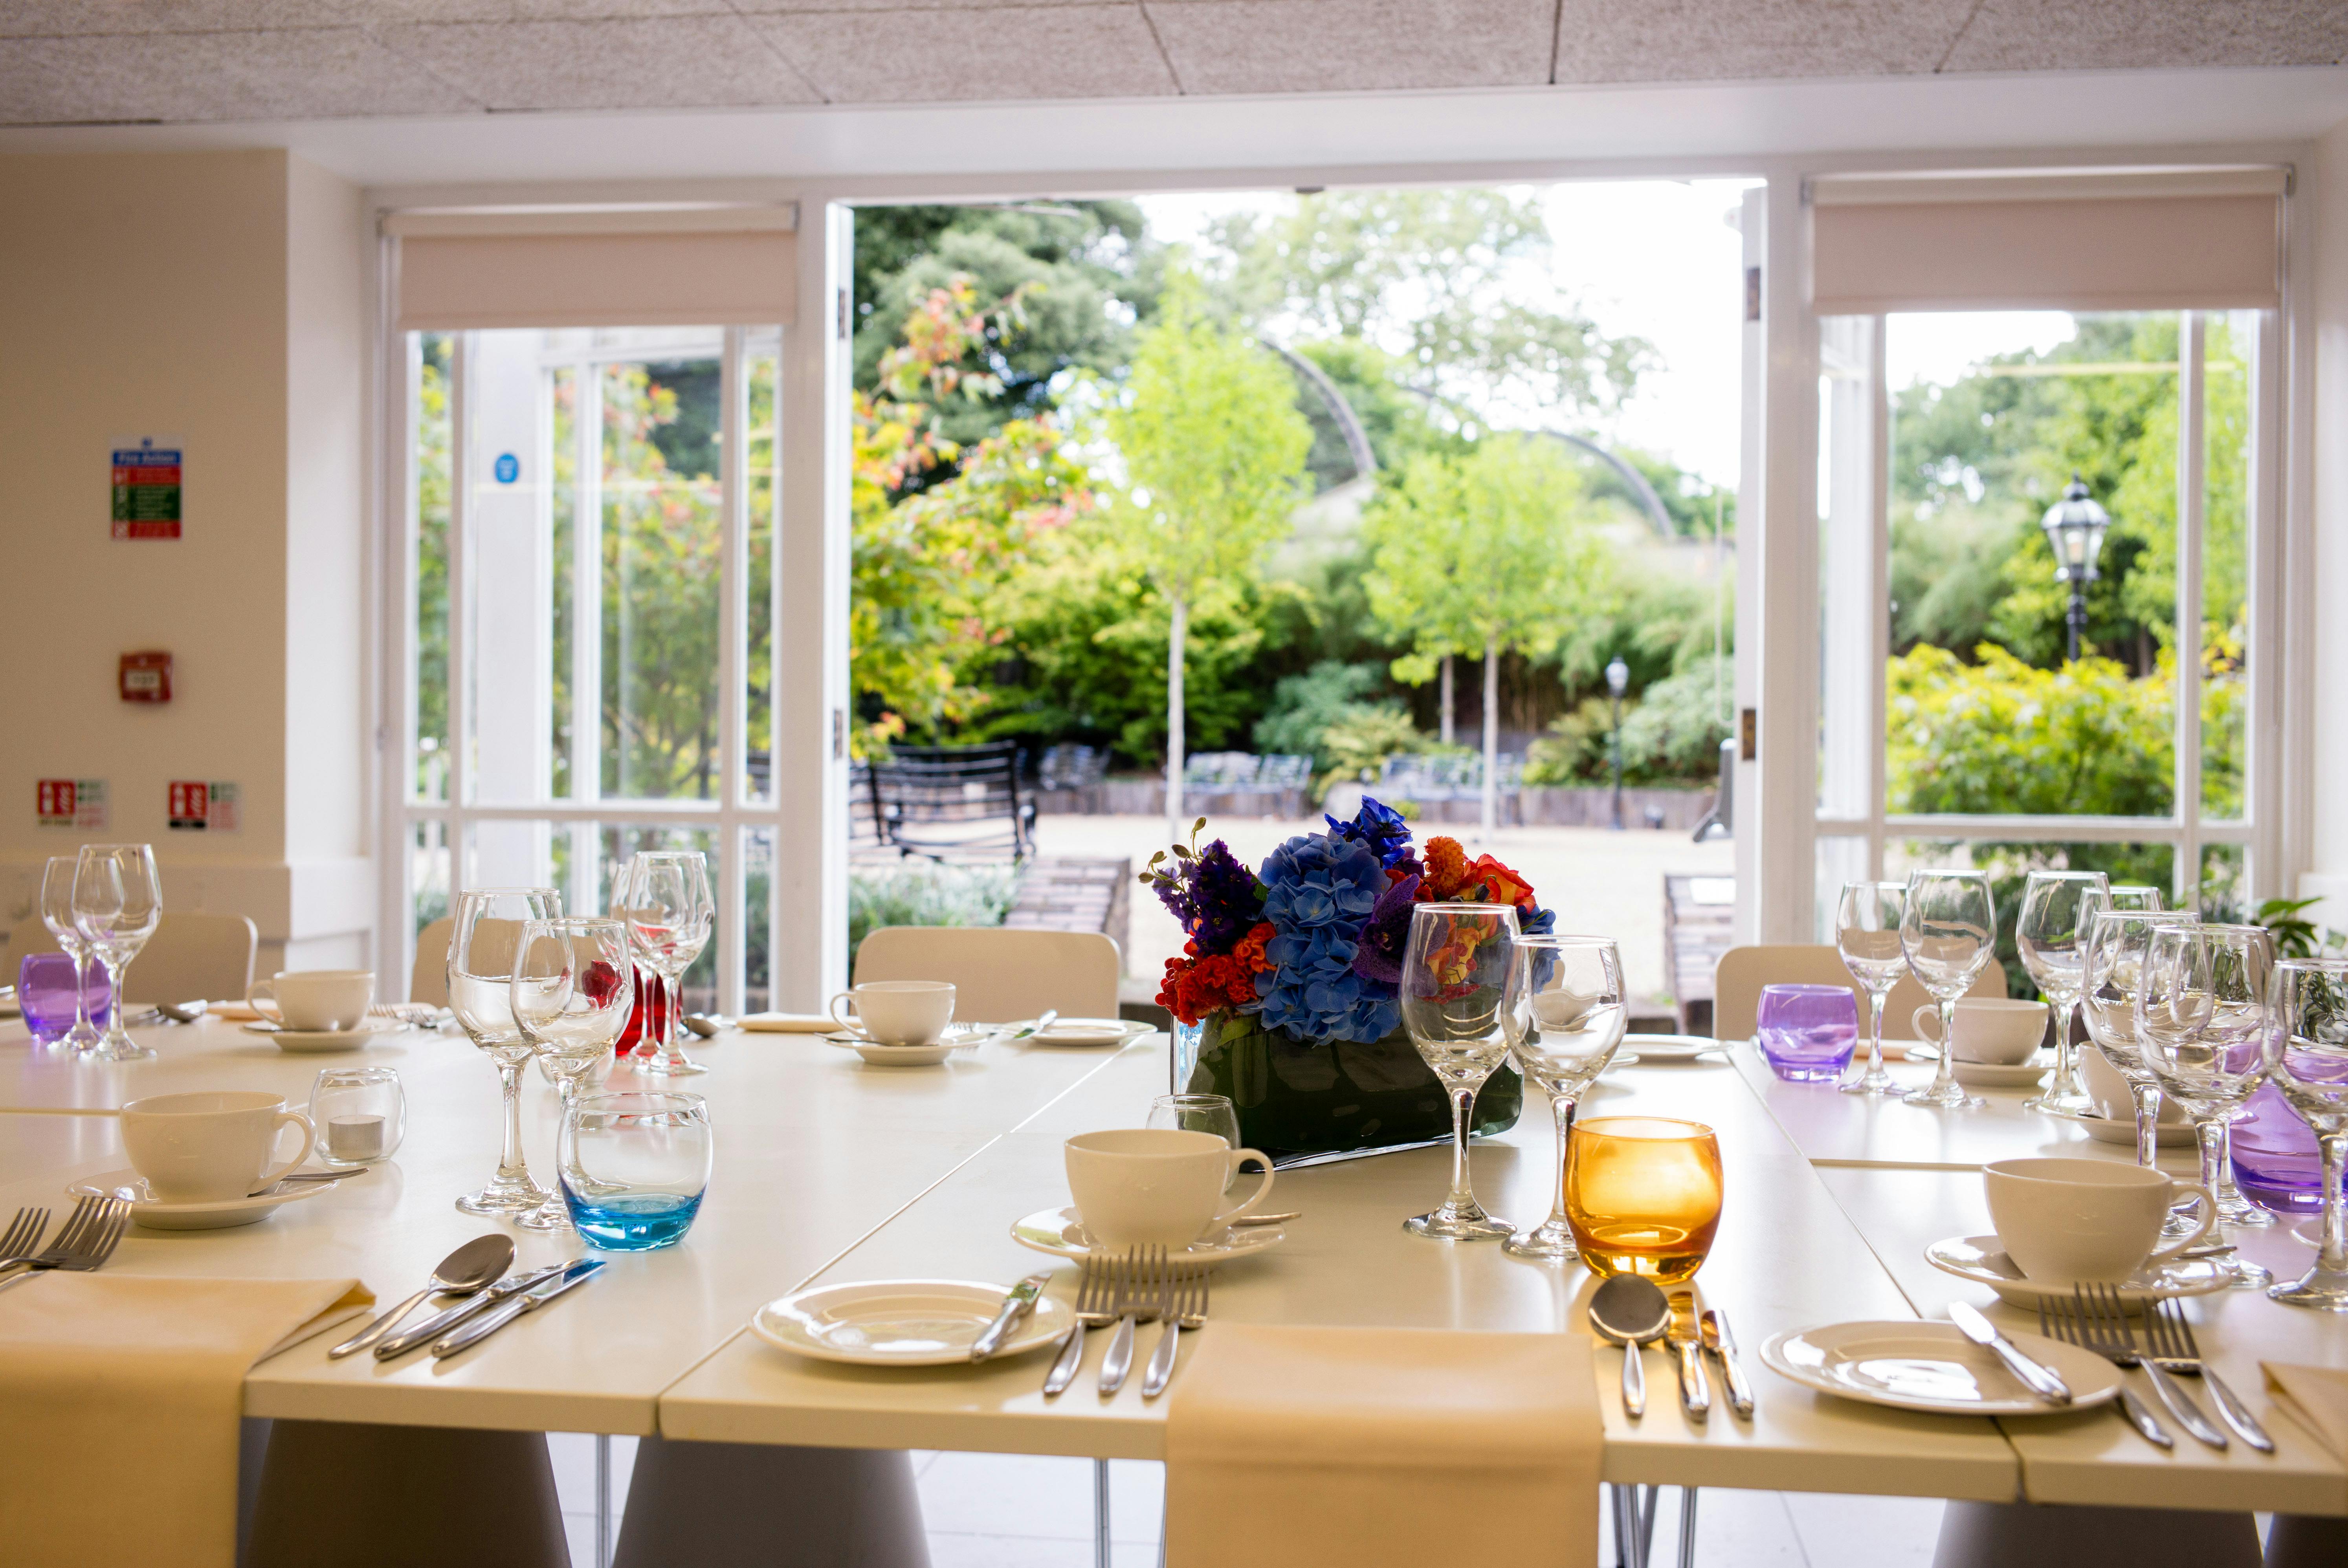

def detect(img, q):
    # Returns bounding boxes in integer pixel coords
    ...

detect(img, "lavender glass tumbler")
[2231,1082,2325,1216]
[18,953,113,1044]
[1757,983,1858,1083]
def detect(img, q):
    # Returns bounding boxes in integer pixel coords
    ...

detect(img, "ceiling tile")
[1552,0,1978,83]
[1148,0,1552,94]
[0,2,368,39]
[1943,0,2348,71]
[371,16,821,110]
[0,28,475,123]
[746,5,1176,102]
[360,0,730,23]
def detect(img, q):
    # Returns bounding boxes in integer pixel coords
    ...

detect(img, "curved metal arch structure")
[1539,430,1679,542]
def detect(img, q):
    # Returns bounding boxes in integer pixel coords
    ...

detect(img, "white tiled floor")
[547,1435,1944,1567]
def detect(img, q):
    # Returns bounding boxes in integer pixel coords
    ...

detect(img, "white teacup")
[2079,1045,2189,1124]
[1911,998,2050,1065]
[1984,1156,2213,1283]
[121,1090,316,1203]
[828,980,956,1046]
[248,969,376,1032]
[1065,1128,1277,1249]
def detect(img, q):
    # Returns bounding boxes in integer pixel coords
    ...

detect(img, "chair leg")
[1094,1457,1112,1568]
[1678,1487,1699,1568]
[595,1434,611,1568]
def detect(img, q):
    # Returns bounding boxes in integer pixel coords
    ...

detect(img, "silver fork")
[2144,1298,2274,1452]
[1098,1246,1162,1397]
[1141,1264,1208,1399]
[1043,1253,1122,1397]
[0,1196,129,1296]
[2075,1284,2228,1450]
[0,1207,52,1269]
[2038,1293,2171,1449]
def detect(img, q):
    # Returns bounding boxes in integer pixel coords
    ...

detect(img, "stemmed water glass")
[448,886,561,1217]
[510,917,635,1232]
[1899,869,1996,1109]
[1834,882,1907,1096]
[72,844,161,1062]
[39,856,104,1053]
[613,850,714,1076]
[2108,884,2166,912]
[2016,870,2109,1117]
[2081,908,2201,1178]
[1399,901,1519,1240]
[2136,922,2276,1288]
[1501,935,1628,1260]
[2262,958,2348,1310]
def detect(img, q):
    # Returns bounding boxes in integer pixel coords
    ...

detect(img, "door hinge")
[832,708,847,760]
[1744,266,1762,323]
[836,288,850,340]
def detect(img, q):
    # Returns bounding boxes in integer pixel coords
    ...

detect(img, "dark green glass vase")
[1180,1010,1522,1163]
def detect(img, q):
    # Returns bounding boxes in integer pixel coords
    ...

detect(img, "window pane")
[550,365,579,801]
[413,333,453,802]
[1814,834,1872,945]
[744,826,772,1011]
[746,341,779,807]
[598,825,723,1014]
[2201,315,2253,821]
[2198,843,2247,921]
[1888,837,2174,999]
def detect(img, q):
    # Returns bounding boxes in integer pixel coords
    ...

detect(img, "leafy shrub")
[1524,699,1612,785]
[1254,660,1396,771]
[847,863,1021,976]
[1319,707,1431,797]
[1618,670,1731,783]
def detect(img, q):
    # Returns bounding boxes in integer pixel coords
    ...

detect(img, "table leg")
[596,1434,612,1568]
[1094,1457,1112,1568]
[1677,1487,1699,1568]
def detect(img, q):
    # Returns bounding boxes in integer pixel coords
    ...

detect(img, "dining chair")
[409,916,454,1006]
[854,925,1121,1021]
[1709,943,2006,1042]
[5,910,257,1003]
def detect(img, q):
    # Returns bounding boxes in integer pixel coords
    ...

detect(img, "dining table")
[1,1014,2342,1526]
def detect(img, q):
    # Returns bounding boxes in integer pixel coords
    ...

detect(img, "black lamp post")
[2040,473,2111,665]
[1606,656,1629,832]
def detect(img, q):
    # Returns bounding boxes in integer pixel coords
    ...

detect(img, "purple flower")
[1349,871,1422,987]
[1147,837,1264,958]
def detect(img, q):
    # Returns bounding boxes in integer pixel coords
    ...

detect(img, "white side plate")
[1923,1234,2231,1309]
[1010,1204,1283,1267]
[751,1279,1073,1367]
[69,1168,337,1230]
[1761,1319,2120,1416]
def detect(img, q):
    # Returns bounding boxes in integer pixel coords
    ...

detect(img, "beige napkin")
[2263,1361,2348,1459]
[1165,1324,1601,1568]
[0,1274,372,1568]
[739,1012,839,1033]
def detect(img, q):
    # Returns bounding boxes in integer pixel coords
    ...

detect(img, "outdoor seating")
[1376,753,1524,823]
[860,742,1036,863]
[1037,744,1109,812]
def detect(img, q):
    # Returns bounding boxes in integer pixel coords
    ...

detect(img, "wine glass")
[2082,908,2202,1177]
[2136,922,2276,1288]
[1501,935,1627,1260]
[1899,869,1996,1108]
[39,856,103,1053]
[72,844,161,1062]
[613,850,714,1076]
[2016,870,2109,1117]
[1398,901,1519,1240]
[1834,882,1907,1096]
[2108,884,2166,912]
[2262,958,2348,1310]
[511,917,636,1232]
[448,886,561,1217]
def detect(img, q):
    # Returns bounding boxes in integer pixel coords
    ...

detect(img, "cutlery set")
[1589,1275,1755,1424]
[2035,1285,2272,1453]
[330,1234,604,1362]
[1034,1248,1209,1399]
[0,1197,131,1295]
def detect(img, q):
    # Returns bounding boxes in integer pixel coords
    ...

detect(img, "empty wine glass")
[2082,908,2201,1176]
[1834,882,1907,1096]
[511,917,636,1232]
[72,844,161,1062]
[1899,869,1996,1109]
[2137,922,2276,1288]
[1399,901,1519,1241]
[39,856,103,1053]
[1502,935,1627,1260]
[448,886,561,1217]
[613,850,714,1076]
[2108,884,2166,912]
[2263,958,2348,1310]
[2016,870,2109,1117]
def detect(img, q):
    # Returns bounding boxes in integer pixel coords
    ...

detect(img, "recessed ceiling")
[0,0,2343,126]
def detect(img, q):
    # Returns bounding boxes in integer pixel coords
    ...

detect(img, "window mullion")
[571,358,604,916]
[1866,314,1890,881]
[448,332,473,899]
[717,326,749,1016]
[2175,311,2206,905]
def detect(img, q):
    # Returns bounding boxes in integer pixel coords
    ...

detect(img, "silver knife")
[1699,1308,1756,1420]
[971,1272,1054,1363]
[374,1263,566,1360]
[432,1258,605,1359]
[1950,1301,2072,1405]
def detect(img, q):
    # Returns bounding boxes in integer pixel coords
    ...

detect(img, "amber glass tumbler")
[1564,1116,1723,1284]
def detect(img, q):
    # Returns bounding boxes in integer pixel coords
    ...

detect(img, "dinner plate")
[69,1168,338,1230]
[2077,1112,2194,1147]
[1010,1205,1284,1267]
[241,1022,377,1053]
[1951,1058,2050,1088]
[750,1279,1073,1367]
[1923,1234,2231,1309]
[1624,1034,1729,1061]
[1761,1319,2119,1416]
[1000,1018,1152,1048]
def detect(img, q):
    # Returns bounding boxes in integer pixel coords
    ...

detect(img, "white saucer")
[242,1021,377,1053]
[827,1037,955,1066]
[750,1279,1074,1367]
[1952,1058,2050,1088]
[1004,1018,1151,1048]
[1625,1034,1729,1061]
[1010,1205,1284,1267]
[2077,1112,2194,1147]
[1761,1319,2120,1416]
[1923,1234,2231,1308]
[69,1168,338,1230]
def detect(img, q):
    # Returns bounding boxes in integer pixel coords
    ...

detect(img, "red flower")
[1231,922,1276,975]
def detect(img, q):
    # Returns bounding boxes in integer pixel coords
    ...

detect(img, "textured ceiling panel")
[1552,0,1981,83]
[1943,0,2348,71]
[0,27,474,123]
[1150,0,1555,94]
[361,0,732,22]
[0,1,368,38]
[748,5,1178,101]
[372,15,821,109]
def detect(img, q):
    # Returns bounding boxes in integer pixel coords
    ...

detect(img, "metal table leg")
[1094,1457,1112,1568]
[1678,1487,1699,1568]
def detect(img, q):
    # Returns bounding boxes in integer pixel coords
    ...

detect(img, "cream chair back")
[5,910,258,1004]
[1711,943,2008,1042]
[852,926,1121,1023]
[410,917,455,1008]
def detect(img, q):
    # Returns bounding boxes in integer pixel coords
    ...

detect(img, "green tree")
[1102,275,1313,835]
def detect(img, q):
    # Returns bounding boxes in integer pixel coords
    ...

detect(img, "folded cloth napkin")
[205,999,264,1021]
[0,1274,372,1568]
[738,1012,839,1033]
[2263,1361,2348,1459]
[1165,1324,1601,1568]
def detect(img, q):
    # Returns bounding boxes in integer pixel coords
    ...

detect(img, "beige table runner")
[0,1273,372,1568]
[1165,1323,1602,1568]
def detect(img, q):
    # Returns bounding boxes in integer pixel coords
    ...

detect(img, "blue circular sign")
[493,452,520,484]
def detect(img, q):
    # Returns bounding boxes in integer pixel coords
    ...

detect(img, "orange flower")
[1231,922,1276,975]
[1464,853,1534,912]
[1419,836,1470,900]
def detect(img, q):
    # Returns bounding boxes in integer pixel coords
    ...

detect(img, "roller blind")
[1810,167,2285,315]
[388,205,797,330]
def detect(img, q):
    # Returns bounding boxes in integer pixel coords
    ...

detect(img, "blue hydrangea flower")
[1253,832,1401,1044]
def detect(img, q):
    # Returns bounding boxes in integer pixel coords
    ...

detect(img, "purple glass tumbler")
[1757,983,1858,1083]
[18,953,114,1044]
[2230,1081,2324,1215]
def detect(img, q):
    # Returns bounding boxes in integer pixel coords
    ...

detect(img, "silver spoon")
[328,1234,515,1359]
[1589,1275,1672,1420]
[683,1013,730,1038]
